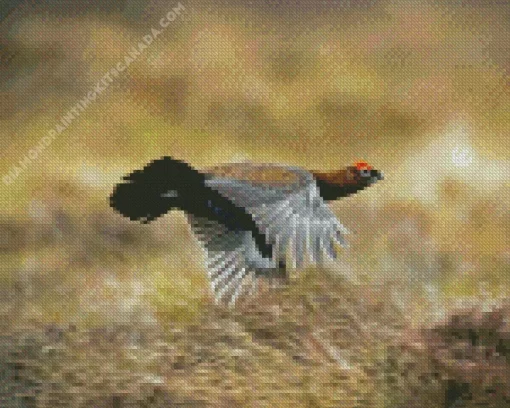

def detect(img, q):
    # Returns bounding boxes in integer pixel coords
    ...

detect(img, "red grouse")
[110,157,383,305]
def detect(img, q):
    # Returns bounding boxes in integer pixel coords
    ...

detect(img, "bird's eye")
[359,168,371,177]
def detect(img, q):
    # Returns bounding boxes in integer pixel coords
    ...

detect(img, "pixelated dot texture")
[0,0,508,407]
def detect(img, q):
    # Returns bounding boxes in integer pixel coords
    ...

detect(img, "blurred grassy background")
[0,0,508,406]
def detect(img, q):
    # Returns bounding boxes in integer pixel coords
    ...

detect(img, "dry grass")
[0,0,509,406]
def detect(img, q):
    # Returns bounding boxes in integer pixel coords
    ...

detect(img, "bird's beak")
[369,170,384,184]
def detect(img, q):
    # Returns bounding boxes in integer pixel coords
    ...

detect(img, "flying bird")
[110,156,383,305]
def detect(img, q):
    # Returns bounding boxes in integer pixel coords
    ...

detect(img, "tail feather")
[110,156,273,261]
[110,156,205,223]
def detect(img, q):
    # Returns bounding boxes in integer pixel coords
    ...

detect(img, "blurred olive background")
[0,1,508,406]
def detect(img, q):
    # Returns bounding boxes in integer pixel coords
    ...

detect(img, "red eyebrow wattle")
[354,161,372,170]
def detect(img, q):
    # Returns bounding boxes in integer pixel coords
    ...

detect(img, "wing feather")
[188,215,280,305]
[205,165,348,271]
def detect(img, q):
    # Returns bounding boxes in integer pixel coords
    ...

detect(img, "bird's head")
[348,161,384,187]
[312,160,384,200]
